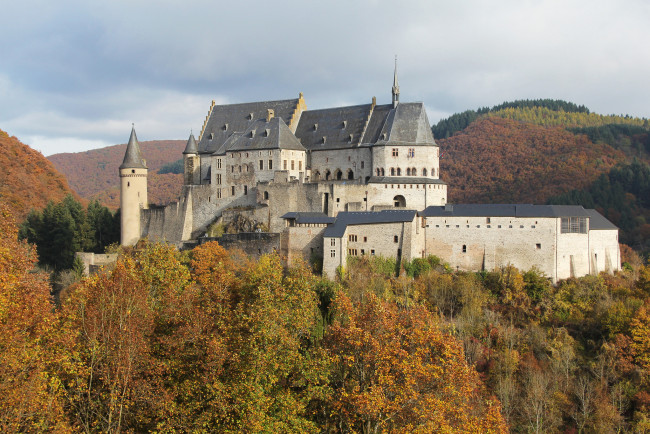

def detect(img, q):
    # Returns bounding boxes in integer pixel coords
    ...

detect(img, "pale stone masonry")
[119,69,621,282]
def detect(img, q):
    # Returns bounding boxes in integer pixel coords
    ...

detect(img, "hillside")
[49,140,185,209]
[0,129,78,220]
[438,117,625,204]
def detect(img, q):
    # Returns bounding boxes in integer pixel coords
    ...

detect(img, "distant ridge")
[49,140,185,209]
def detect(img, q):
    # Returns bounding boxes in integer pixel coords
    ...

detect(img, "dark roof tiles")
[119,126,147,169]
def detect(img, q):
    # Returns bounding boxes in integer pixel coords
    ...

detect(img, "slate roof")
[419,204,601,219]
[183,133,198,154]
[119,126,147,169]
[376,103,436,146]
[227,117,306,152]
[324,210,418,238]
[198,98,300,154]
[368,176,447,185]
[584,209,618,230]
[280,212,336,225]
[294,104,374,150]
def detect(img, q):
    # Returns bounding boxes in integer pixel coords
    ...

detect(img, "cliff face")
[0,129,77,220]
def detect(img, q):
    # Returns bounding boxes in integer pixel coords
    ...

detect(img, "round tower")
[183,132,200,185]
[119,125,148,246]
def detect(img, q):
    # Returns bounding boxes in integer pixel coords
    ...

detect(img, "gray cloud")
[1,0,649,155]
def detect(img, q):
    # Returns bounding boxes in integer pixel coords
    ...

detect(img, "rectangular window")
[348,249,358,256]
[244,185,248,195]
[363,236,367,242]
[216,174,221,185]
[231,186,235,196]
[217,188,222,199]
[330,239,336,246]
[394,235,399,243]
[361,249,365,255]
[283,160,287,170]
[561,217,587,233]
[330,250,336,257]
[462,245,467,253]
[408,148,415,158]
[259,160,264,170]
[217,159,222,169]
[486,217,491,224]
[361,161,365,168]
[371,249,375,255]
[291,160,295,170]
[268,160,273,170]
[299,161,302,171]
[392,148,399,157]
[348,234,357,242]
[536,243,542,249]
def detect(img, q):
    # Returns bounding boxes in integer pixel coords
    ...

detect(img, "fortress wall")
[310,148,373,181]
[588,229,621,274]
[372,145,441,178]
[199,232,281,259]
[323,221,414,279]
[424,216,559,280]
[556,225,590,279]
[284,226,326,266]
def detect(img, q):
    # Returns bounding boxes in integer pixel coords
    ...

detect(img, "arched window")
[347,169,354,180]
[396,168,401,176]
[393,195,406,207]
[406,168,411,176]
[381,168,385,176]
[376,168,381,176]
[325,170,331,180]
[422,168,427,176]
[390,168,395,176]
[263,191,269,200]
[412,167,417,175]
[335,169,343,180]
[432,168,436,177]
[313,171,321,181]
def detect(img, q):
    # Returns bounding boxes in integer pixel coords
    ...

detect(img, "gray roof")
[198,98,300,154]
[585,209,618,230]
[368,176,446,185]
[226,117,306,152]
[294,103,375,150]
[119,126,147,169]
[376,103,436,146]
[183,133,198,154]
[324,210,418,238]
[281,212,335,224]
[420,204,596,218]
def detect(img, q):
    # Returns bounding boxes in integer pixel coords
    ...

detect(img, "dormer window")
[313,123,318,131]
[209,133,215,140]
[250,130,255,138]
[349,134,353,143]
[342,121,347,129]
[223,124,228,131]
[322,136,327,144]
[264,129,270,137]
[249,112,254,120]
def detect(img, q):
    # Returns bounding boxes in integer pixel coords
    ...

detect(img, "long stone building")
[119,68,621,282]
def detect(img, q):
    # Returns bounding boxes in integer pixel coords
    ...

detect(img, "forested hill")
[48,140,185,209]
[434,99,650,253]
[0,129,78,220]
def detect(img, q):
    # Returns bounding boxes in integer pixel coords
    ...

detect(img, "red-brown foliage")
[0,129,78,220]
[438,117,625,204]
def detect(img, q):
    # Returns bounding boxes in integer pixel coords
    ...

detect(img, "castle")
[119,67,621,283]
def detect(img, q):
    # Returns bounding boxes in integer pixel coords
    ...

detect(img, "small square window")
[536,243,541,249]
[462,245,467,253]
[394,235,399,243]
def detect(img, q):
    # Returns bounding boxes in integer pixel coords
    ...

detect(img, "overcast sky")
[1,0,649,156]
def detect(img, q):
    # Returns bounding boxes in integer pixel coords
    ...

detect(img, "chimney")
[267,109,274,122]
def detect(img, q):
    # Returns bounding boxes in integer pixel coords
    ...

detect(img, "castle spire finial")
[392,55,400,108]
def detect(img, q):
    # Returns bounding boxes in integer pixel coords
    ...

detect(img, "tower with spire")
[183,132,200,185]
[119,125,148,246]
[392,55,400,108]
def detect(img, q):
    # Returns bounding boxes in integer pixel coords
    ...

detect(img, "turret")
[119,125,148,246]
[183,132,201,185]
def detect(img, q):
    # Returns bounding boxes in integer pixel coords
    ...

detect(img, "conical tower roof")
[119,125,147,169]
[183,132,198,154]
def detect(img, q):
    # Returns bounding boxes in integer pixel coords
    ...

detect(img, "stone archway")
[335,169,343,180]
[393,195,406,208]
